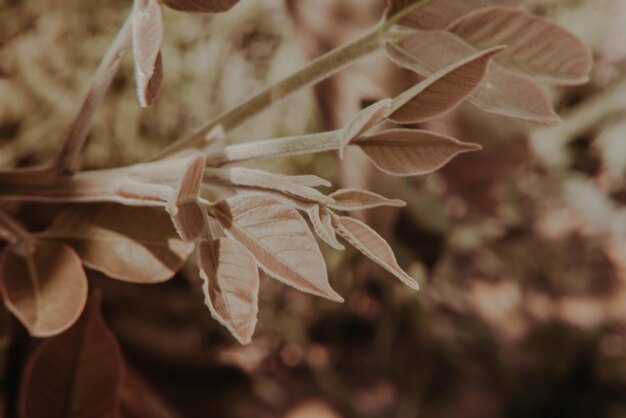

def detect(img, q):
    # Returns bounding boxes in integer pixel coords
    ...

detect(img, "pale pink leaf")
[42,204,194,283]
[198,238,259,344]
[386,30,560,123]
[448,6,593,85]
[215,196,343,302]
[354,128,481,176]
[281,174,332,188]
[162,0,239,13]
[132,0,164,107]
[20,293,124,418]
[333,216,419,290]
[207,167,334,205]
[0,242,88,337]
[386,0,524,29]
[328,189,406,211]
[340,99,393,159]
[166,153,206,241]
[387,46,504,124]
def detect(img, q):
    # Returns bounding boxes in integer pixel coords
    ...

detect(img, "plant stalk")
[150,20,385,159]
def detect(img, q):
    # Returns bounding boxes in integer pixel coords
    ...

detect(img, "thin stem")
[150,20,386,160]
[52,12,133,176]
[205,130,342,166]
[0,210,29,243]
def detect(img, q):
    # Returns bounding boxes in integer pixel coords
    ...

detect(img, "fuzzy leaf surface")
[215,196,342,302]
[198,238,259,344]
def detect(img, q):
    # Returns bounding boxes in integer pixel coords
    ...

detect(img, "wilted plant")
[0,0,591,351]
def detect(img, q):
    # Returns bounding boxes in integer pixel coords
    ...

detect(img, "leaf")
[340,99,392,159]
[353,128,481,176]
[386,0,523,29]
[42,204,194,283]
[386,30,560,123]
[198,238,259,344]
[282,174,332,188]
[19,293,125,418]
[162,0,240,13]
[132,0,164,107]
[333,216,419,290]
[448,6,593,85]
[328,189,406,211]
[215,195,343,302]
[207,167,334,205]
[304,205,345,251]
[0,242,88,337]
[387,46,504,124]
[166,153,206,241]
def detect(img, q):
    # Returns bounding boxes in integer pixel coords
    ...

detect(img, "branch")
[52,12,133,176]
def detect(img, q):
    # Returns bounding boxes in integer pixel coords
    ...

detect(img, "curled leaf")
[166,153,206,241]
[162,0,240,13]
[354,128,481,176]
[0,242,88,338]
[206,167,333,205]
[448,6,593,85]
[198,238,259,344]
[132,0,164,107]
[387,46,504,124]
[215,196,343,302]
[340,99,392,159]
[386,30,560,123]
[334,216,419,290]
[42,204,194,283]
[328,189,406,211]
[20,293,124,418]
[386,0,523,29]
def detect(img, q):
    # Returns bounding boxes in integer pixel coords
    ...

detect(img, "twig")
[52,12,133,176]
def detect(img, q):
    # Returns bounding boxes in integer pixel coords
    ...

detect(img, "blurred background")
[2,0,626,417]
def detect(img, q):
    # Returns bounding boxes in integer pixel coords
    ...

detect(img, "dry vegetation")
[1,0,625,417]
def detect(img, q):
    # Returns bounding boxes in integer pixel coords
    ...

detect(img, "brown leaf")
[333,216,418,290]
[166,153,206,241]
[198,238,259,344]
[354,128,481,176]
[386,30,560,123]
[132,0,164,107]
[162,0,239,13]
[328,188,406,211]
[448,6,593,85]
[0,242,88,337]
[19,293,125,418]
[386,0,523,29]
[215,196,343,302]
[42,204,194,283]
[387,46,504,124]
[282,174,332,188]
[340,99,392,159]
[207,167,333,205]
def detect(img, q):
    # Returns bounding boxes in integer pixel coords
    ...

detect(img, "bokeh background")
[2,0,626,417]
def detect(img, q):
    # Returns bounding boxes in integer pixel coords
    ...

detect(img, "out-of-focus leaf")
[386,0,523,29]
[19,293,124,418]
[386,30,560,123]
[162,0,240,13]
[132,0,164,107]
[215,196,343,302]
[387,46,504,124]
[328,189,406,211]
[42,204,194,283]
[0,242,87,337]
[166,153,206,241]
[333,215,419,290]
[198,238,259,344]
[340,99,392,159]
[448,6,592,85]
[353,128,480,176]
